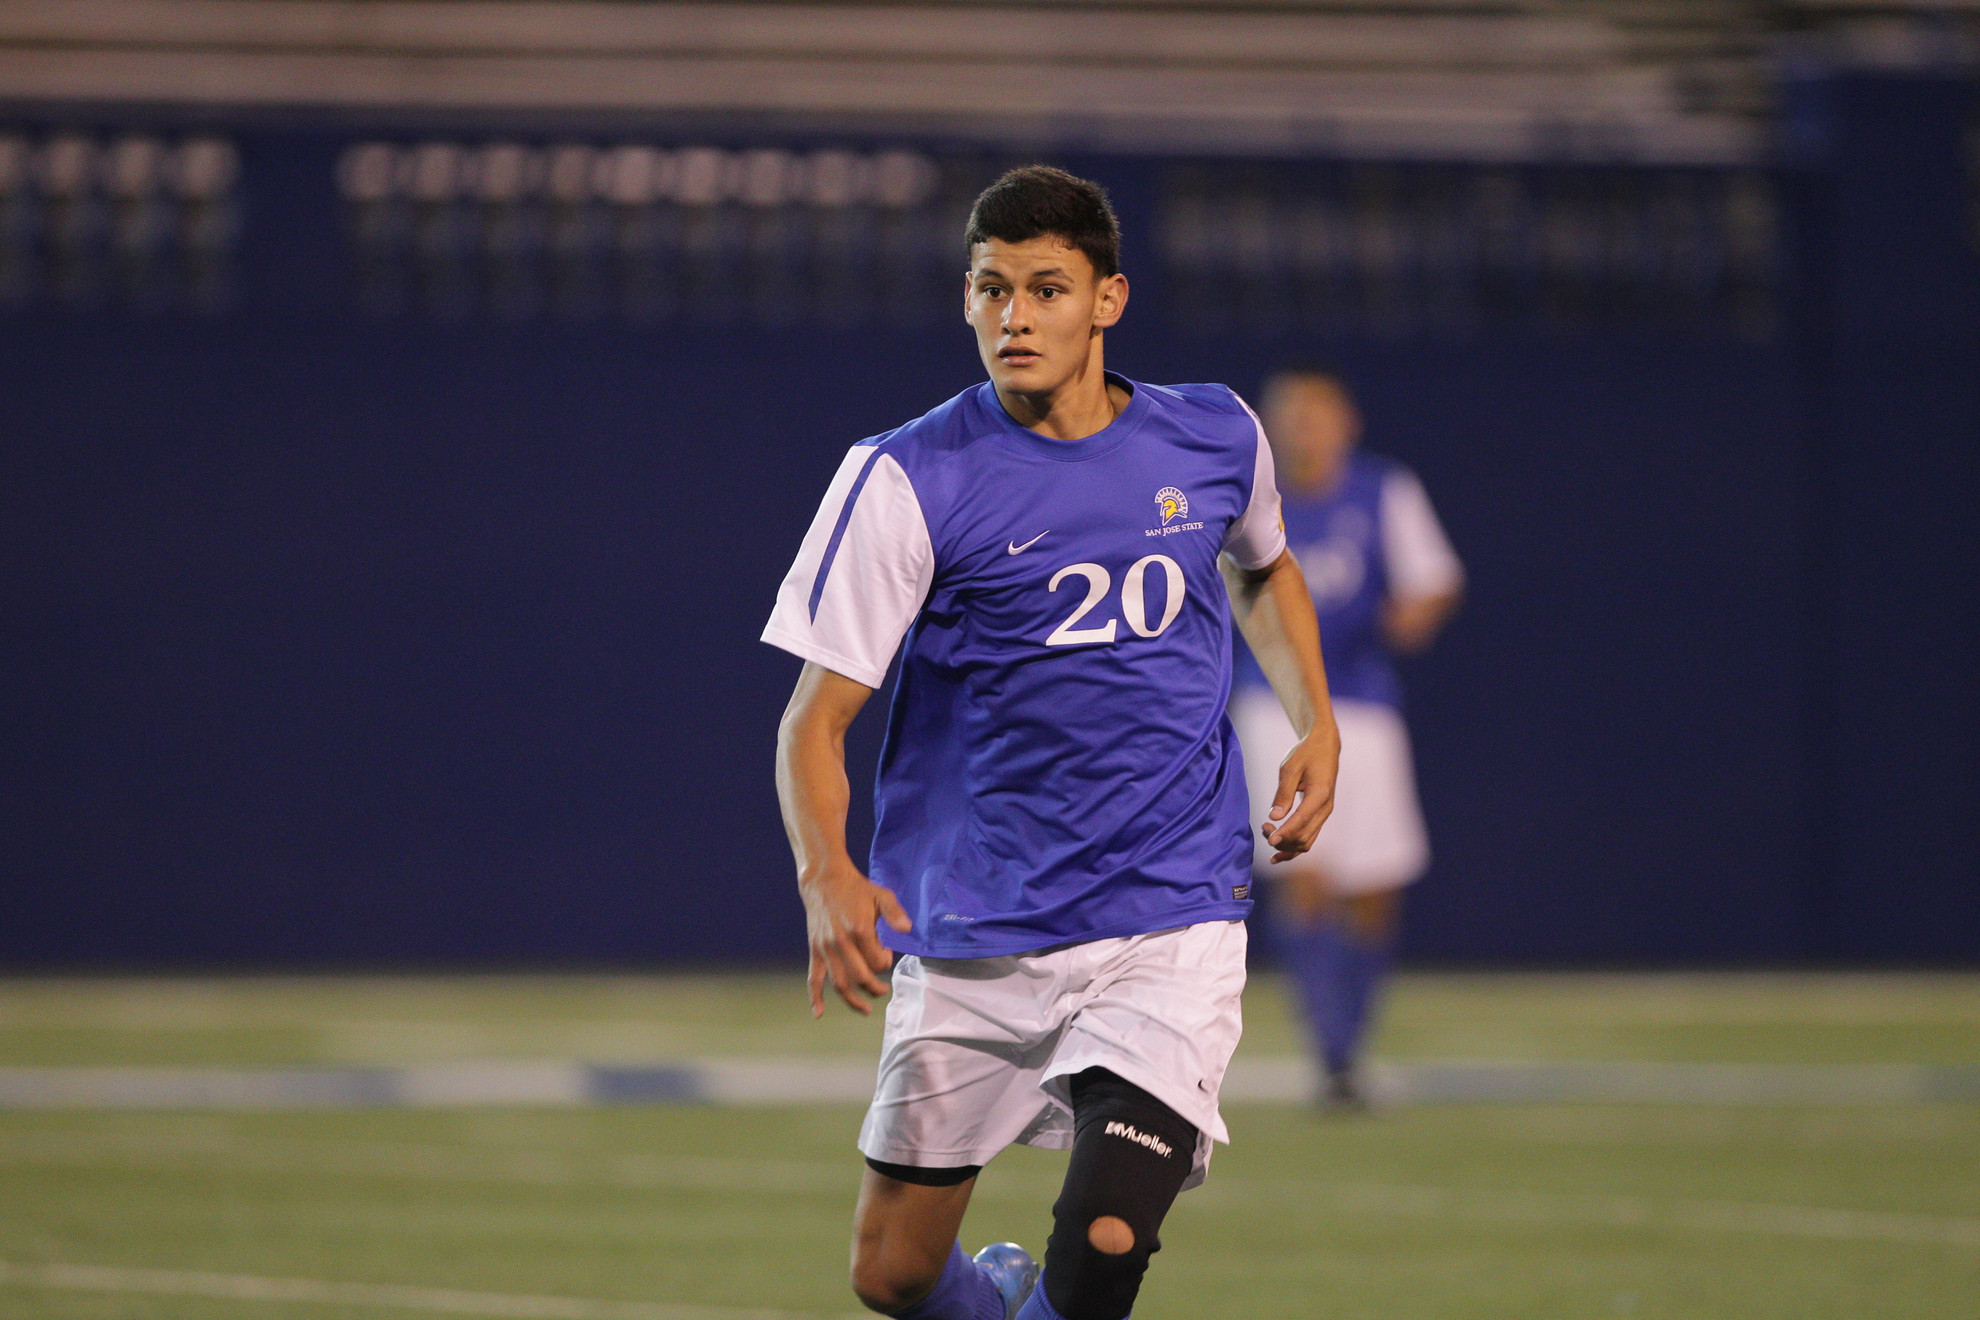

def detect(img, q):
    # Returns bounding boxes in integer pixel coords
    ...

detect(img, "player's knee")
[1086,1215,1134,1254]
[848,1237,949,1316]
[848,1255,942,1315]
[1041,1069,1196,1320]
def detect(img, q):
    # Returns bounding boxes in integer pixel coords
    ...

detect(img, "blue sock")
[1338,928,1395,1074]
[1014,1274,1075,1320]
[1276,911,1358,1077]
[894,1243,1006,1320]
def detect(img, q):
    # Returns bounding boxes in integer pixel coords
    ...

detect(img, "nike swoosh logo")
[1007,531,1049,555]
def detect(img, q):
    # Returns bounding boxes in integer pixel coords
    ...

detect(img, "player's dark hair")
[965,165,1121,279]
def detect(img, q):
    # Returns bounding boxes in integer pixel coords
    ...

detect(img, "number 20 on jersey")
[1045,555,1186,646]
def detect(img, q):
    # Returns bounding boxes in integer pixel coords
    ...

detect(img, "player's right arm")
[760,441,935,1018]
[777,662,912,1019]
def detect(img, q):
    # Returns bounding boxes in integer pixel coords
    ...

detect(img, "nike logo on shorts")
[1008,531,1049,555]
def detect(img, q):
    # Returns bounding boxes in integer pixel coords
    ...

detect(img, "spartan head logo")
[1155,486,1189,525]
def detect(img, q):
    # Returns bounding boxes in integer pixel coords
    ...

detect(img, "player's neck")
[993,349,1126,442]
[1289,454,1352,498]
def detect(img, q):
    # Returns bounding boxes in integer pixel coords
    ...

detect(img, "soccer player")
[1229,368,1463,1109]
[764,166,1339,1320]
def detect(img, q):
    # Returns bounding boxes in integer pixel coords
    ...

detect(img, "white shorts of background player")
[858,919,1246,1192]
[1231,689,1430,896]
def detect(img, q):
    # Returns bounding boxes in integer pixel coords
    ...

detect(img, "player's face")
[964,237,1128,396]
[1264,376,1360,492]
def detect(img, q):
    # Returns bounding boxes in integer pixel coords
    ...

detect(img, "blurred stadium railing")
[0,0,1969,154]
[0,0,1780,160]
[0,0,1970,331]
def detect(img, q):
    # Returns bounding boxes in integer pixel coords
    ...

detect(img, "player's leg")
[1283,700,1428,1105]
[1267,868,1362,1093]
[1309,886,1402,1104]
[853,953,1057,1317]
[1338,886,1402,1068]
[1020,920,1247,1319]
[1326,701,1429,1099]
[1234,687,1361,1090]
[1276,884,1404,1106]
[1017,1068,1198,1320]
[851,1164,1008,1317]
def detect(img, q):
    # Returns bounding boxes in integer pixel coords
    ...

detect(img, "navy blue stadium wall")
[2,70,1974,966]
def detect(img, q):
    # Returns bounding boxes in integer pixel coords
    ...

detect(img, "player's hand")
[1264,722,1340,864]
[799,860,913,1019]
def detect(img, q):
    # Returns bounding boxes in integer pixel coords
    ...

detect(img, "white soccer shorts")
[1231,689,1431,895]
[857,919,1247,1190]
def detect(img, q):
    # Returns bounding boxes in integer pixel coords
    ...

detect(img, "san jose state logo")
[1147,486,1204,540]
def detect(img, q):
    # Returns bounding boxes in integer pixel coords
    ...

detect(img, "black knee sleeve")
[1041,1068,1197,1320]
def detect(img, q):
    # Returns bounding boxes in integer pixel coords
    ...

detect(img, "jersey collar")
[977,372,1150,462]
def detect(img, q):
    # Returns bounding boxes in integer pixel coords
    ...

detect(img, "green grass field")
[1,971,1976,1319]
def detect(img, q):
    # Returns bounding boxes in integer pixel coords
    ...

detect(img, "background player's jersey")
[1235,451,1462,708]
[764,374,1286,958]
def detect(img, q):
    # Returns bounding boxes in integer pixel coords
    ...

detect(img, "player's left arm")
[1223,389,1339,862]
[1376,465,1464,655]
[1223,549,1341,863]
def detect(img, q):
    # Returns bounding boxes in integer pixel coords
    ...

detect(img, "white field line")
[0,1260,847,1320]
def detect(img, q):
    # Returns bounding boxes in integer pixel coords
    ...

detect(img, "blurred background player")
[1231,367,1463,1109]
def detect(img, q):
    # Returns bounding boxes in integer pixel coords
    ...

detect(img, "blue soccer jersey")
[1233,451,1463,708]
[763,373,1287,958]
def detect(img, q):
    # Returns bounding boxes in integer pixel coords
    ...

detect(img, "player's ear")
[962,269,976,326]
[1092,272,1129,330]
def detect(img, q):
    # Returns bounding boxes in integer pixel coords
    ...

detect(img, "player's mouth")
[998,345,1042,367]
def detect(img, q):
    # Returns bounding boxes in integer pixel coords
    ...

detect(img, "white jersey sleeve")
[1221,393,1288,571]
[1380,467,1464,601]
[761,445,935,689]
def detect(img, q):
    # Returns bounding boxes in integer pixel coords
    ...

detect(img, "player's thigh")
[1342,887,1402,940]
[854,1167,975,1255]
